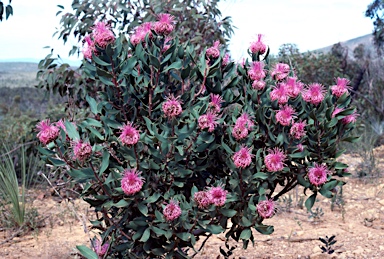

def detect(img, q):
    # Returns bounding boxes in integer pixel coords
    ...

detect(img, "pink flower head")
[208,93,223,113]
[121,168,144,195]
[257,199,275,219]
[56,119,67,134]
[194,191,212,209]
[264,147,286,172]
[206,41,221,59]
[36,119,59,145]
[233,146,254,168]
[131,22,153,45]
[72,140,92,162]
[222,53,230,66]
[93,238,109,256]
[248,61,266,81]
[290,120,306,139]
[308,163,329,186]
[163,200,182,221]
[208,185,228,207]
[119,122,140,146]
[92,22,115,48]
[235,113,254,129]
[270,83,290,104]
[297,144,304,152]
[271,63,290,81]
[252,80,266,90]
[162,95,183,118]
[198,112,219,132]
[82,35,96,59]
[275,105,296,126]
[232,125,249,140]
[332,107,344,118]
[302,83,326,105]
[285,77,303,98]
[154,13,175,35]
[331,77,351,98]
[249,34,267,55]
[341,111,358,124]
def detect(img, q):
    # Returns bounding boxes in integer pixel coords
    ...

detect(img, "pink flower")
[332,107,344,118]
[290,120,306,139]
[82,35,96,59]
[194,191,212,209]
[154,13,175,35]
[208,93,223,113]
[93,238,109,256]
[206,41,221,59]
[36,119,59,145]
[249,34,267,55]
[72,140,92,162]
[341,111,358,124]
[264,148,286,172]
[208,186,228,207]
[297,144,304,152]
[308,163,329,186]
[222,53,230,66]
[121,168,144,195]
[275,105,296,126]
[248,61,266,81]
[285,77,303,98]
[331,77,351,98]
[232,125,249,140]
[198,112,219,132]
[302,83,326,105]
[270,83,290,104]
[119,122,140,146]
[233,146,254,168]
[163,200,182,221]
[131,22,153,45]
[235,113,254,129]
[271,63,290,81]
[252,80,266,90]
[92,22,115,48]
[162,95,183,118]
[257,199,275,219]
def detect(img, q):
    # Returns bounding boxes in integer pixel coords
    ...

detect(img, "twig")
[0,227,25,245]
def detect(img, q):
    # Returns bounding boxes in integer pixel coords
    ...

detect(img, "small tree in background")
[36,13,357,257]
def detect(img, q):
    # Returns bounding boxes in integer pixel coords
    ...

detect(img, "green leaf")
[255,224,274,235]
[92,54,110,66]
[100,150,110,175]
[176,232,191,241]
[86,95,99,115]
[341,136,360,143]
[49,157,66,166]
[305,193,317,211]
[76,245,98,259]
[164,60,182,72]
[220,209,237,217]
[138,203,148,216]
[139,228,151,242]
[240,229,252,240]
[206,224,223,234]
[88,127,104,140]
[65,120,80,140]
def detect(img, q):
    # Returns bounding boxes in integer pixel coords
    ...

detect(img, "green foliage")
[319,235,337,254]
[36,17,357,257]
[0,0,13,22]
[366,0,384,54]
[0,145,26,227]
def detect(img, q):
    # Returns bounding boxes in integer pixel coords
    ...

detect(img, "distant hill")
[313,33,376,58]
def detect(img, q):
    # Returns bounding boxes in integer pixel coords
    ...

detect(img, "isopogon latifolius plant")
[36,15,358,258]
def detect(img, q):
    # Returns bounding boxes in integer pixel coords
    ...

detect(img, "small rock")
[380,246,384,251]
[312,246,322,253]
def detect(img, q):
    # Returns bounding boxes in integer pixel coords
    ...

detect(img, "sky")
[0,0,375,65]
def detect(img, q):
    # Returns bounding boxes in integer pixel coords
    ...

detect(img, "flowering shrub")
[37,15,357,258]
